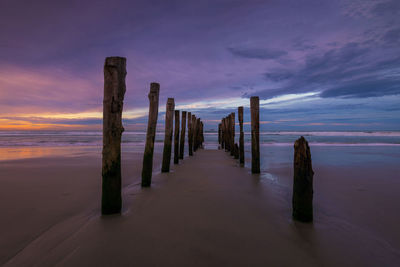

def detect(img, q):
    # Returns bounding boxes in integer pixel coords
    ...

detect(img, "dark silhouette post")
[218,123,221,148]
[174,110,180,164]
[200,121,204,148]
[221,119,225,149]
[238,106,244,166]
[141,83,160,187]
[192,117,196,152]
[227,115,232,152]
[293,136,314,222]
[161,98,175,172]
[102,57,126,215]
[230,112,235,156]
[250,96,260,173]
[188,112,193,156]
[191,114,196,152]
[234,143,239,159]
[224,117,230,152]
[195,118,201,150]
[179,111,186,159]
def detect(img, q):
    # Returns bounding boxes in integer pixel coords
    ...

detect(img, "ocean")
[1,130,399,168]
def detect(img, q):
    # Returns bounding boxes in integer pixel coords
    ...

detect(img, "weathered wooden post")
[174,110,180,164]
[250,96,260,173]
[192,114,196,152]
[227,115,232,152]
[188,112,193,156]
[230,112,235,156]
[234,143,239,159]
[201,121,204,148]
[102,57,126,215]
[179,111,186,159]
[238,106,244,166]
[141,83,160,187]
[221,119,225,149]
[293,136,314,222]
[224,117,230,152]
[196,118,201,150]
[218,123,221,148]
[193,117,198,152]
[161,98,175,172]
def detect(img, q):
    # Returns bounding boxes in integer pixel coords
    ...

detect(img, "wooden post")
[234,143,239,159]
[102,57,126,215]
[196,118,201,151]
[250,96,260,173]
[188,112,193,156]
[230,112,235,156]
[174,110,180,164]
[141,83,160,187]
[227,115,232,152]
[192,115,196,152]
[201,121,204,148]
[161,98,175,172]
[179,111,186,159]
[238,106,244,166]
[293,136,314,222]
[221,119,225,149]
[218,123,221,148]
[224,117,230,152]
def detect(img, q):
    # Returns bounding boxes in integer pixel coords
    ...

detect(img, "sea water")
[0,130,399,163]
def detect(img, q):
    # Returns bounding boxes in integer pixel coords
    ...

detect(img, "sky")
[0,0,399,131]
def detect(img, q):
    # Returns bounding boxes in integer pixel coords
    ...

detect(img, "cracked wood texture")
[161,98,175,172]
[292,136,314,222]
[102,57,126,214]
[250,96,260,174]
[238,106,245,166]
[141,83,160,187]
[179,111,187,159]
[188,112,193,156]
[174,110,180,164]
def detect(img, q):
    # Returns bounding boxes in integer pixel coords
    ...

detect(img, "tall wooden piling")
[200,121,204,148]
[102,57,126,215]
[179,111,186,159]
[141,83,160,187]
[221,119,225,149]
[192,115,196,152]
[250,96,260,174]
[224,117,230,151]
[195,118,201,150]
[292,136,314,222]
[218,123,221,148]
[234,143,239,159]
[161,98,175,172]
[188,112,193,156]
[230,112,235,156]
[174,110,180,164]
[238,106,244,166]
[227,115,232,152]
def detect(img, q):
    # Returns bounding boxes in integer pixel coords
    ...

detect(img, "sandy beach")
[1,147,400,266]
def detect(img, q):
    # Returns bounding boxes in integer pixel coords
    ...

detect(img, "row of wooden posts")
[142,89,205,188]
[101,57,314,222]
[217,97,260,174]
[101,57,204,215]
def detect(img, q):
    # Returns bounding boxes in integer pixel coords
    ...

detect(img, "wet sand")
[1,149,400,266]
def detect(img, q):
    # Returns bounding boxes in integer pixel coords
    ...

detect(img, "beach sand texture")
[1,149,400,266]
